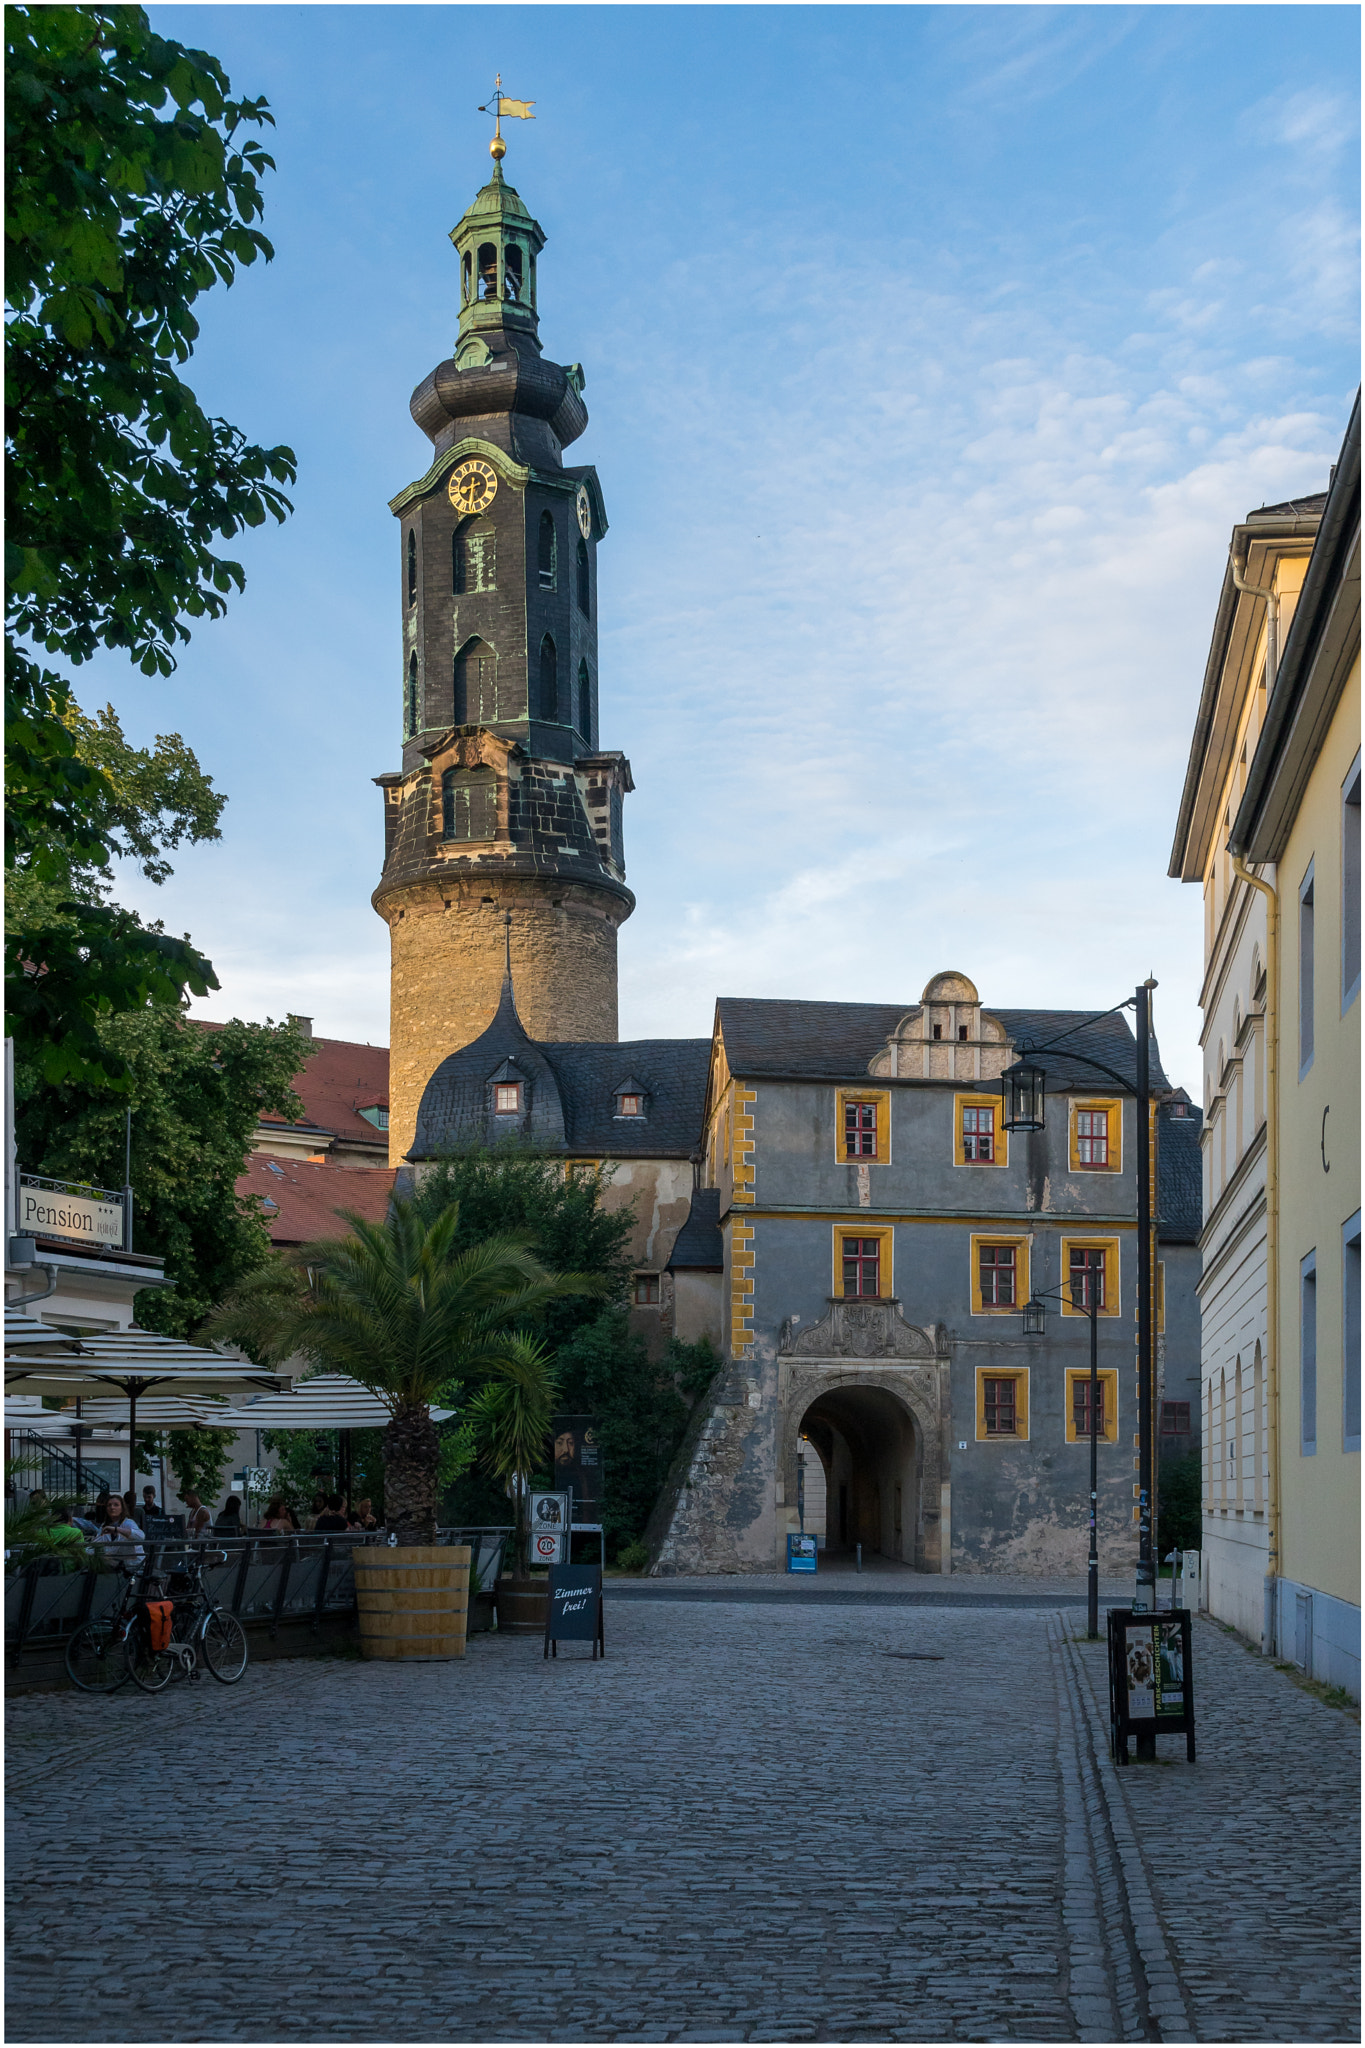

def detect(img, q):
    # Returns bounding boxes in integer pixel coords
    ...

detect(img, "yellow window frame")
[1069,1098,1122,1172]
[832,1223,894,1300]
[969,1233,1030,1315]
[1064,1368,1119,1444]
[835,1087,891,1165]
[954,1092,1008,1168]
[1059,1235,1121,1317]
[976,1366,1030,1442]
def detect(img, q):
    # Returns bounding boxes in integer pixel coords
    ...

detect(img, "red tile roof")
[239,1155,396,1247]
[259,1036,390,1144]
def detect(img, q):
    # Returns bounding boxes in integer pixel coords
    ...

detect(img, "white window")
[1343,754,1361,1012]
[618,1094,641,1117]
[1301,1251,1317,1456]
[495,1083,521,1114]
[1344,1213,1361,1454]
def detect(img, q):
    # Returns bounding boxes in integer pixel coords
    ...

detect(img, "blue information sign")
[786,1533,818,1574]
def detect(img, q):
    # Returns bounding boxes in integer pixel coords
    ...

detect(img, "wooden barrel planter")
[495,1577,547,1635]
[353,1545,471,1661]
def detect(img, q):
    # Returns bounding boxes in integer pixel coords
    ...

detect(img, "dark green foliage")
[1158,1448,1203,1553]
[411,1152,635,1347]
[5,5,294,1084]
[14,1006,312,1337]
[554,1312,720,1548]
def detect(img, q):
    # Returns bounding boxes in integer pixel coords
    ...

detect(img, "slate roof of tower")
[1157,1097,1204,1243]
[666,1187,724,1271]
[714,998,1171,1093]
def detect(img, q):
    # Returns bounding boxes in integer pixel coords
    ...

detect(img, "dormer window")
[613,1077,648,1119]
[357,1105,389,1132]
[495,1083,522,1115]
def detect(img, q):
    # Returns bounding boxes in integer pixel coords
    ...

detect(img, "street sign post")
[529,1489,571,1567]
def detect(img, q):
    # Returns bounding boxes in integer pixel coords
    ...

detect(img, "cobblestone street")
[6,1596,1358,2043]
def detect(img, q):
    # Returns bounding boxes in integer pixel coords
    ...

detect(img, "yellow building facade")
[1229,396,1360,1696]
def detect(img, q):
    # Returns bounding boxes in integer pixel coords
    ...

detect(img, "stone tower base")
[378,873,630,1163]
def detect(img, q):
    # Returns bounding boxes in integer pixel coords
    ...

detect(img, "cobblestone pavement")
[6,1601,1358,2043]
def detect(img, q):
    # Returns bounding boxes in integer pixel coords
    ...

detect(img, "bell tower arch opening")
[796,1385,921,1566]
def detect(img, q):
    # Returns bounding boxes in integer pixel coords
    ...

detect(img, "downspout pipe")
[1229,545,1279,693]
[1231,853,1280,1656]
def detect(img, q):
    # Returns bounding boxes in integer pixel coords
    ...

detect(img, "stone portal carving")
[779,1297,941,1361]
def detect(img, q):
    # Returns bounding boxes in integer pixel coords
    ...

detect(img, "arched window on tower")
[461,250,472,304]
[442,766,497,843]
[407,530,417,606]
[454,637,498,724]
[504,244,523,303]
[576,537,590,617]
[453,520,495,595]
[539,635,558,722]
[406,652,419,737]
[537,511,557,590]
[477,242,498,300]
[577,660,591,746]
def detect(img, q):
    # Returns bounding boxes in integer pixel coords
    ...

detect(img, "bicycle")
[125,1549,249,1692]
[64,1558,143,1694]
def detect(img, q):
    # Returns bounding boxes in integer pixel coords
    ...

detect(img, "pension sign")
[19,1178,125,1249]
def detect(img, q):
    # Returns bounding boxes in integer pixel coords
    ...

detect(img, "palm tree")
[463,1332,559,1578]
[206,1197,602,1541]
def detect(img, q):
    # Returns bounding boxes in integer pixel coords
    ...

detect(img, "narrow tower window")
[442,766,497,842]
[576,537,590,616]
[461,251,472,305]
[539,635,558,722]
[407,529,417,606]
[406,652,418,737]
[455,638,498,724]
[477,242,498,299]
[577,660,591,745]
[538,510,557,590]
[453,521,495,595]
[504,244,523,302]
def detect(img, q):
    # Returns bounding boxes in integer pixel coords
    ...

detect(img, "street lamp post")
[1000,980,1159,1621]
[1022,1279,1102,1638]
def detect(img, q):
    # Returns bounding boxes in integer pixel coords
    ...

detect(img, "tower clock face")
[576,484,592,538]
[448,459,498,516]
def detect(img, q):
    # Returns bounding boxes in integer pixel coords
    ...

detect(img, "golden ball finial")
[490,133,506,161]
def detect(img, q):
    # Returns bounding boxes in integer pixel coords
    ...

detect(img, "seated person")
[140,1485,161,1520]
[349,1497,378,1531]
[313,1493,351,1533]
[94,1493,144,1556]
[214,1495,244,1533]
[260,1496,298,1533]
[180,1491,213,1538]
[47,1508,87,1549]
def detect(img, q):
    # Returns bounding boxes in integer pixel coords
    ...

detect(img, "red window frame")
[494,1083,521,1114]
[633,1273,660,1305]
[983,1377,1018,1436]
[1072,1377,1108,1438]
[844,1100,878,1158]
[1076,1108,1110,1165]
[1160,1400,1191,1437]
[962,1104,995,1162]
[842,1237,881,1298]
[1069,1245,1106,1311]
[978,1242,1016,1306]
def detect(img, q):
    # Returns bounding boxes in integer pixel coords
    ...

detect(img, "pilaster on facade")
[729,1215,755,1361]
[731,1086,757,1207]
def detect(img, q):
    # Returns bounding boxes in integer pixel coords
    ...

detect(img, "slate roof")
[714,998,1170,1094]
[666,1187,723,1271]
[1157,1097,1203,1243]
[411,975,708,1159]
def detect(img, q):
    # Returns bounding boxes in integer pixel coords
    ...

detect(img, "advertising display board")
[1107,1608,1196,1763]
[543,1564,604,1659]
[786,1533,818,1574]
[551,1414,602,1505]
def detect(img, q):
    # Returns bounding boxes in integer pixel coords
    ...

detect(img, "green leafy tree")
[205,1200,602,1543]
[464,1335,560,1575]
[14,1007,313,1336]
[1158,1448,1203,1553]
[6,4,294,1084]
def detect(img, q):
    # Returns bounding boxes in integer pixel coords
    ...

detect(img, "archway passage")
[798,1385,920,1567]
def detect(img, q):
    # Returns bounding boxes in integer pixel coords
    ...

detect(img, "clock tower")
[373,149,635,1164]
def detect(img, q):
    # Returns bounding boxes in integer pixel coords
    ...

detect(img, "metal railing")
[7,1430,117,1504]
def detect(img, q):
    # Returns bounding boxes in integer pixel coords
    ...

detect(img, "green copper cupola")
[450,166,545,353]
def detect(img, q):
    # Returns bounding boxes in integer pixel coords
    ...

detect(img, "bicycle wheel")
[201,1609,248,1683]
[65,1618,131,1694]
[125,1621,176,1693]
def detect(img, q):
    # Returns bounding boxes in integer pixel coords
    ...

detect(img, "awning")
[215,1375,456,1431]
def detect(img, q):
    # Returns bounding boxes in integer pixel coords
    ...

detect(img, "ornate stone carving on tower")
[373,127,634,1164]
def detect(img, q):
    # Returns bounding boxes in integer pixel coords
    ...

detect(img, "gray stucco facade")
[653,971,1198,1578]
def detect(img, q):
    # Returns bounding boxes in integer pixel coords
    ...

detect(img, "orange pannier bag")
[142,1600,174,1652]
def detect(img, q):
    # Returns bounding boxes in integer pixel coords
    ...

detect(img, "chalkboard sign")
[1107,1608,1195,1764]
[543,1564,604,1660]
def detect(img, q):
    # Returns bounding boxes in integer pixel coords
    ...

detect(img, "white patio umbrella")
[4,1309,82,1352]
[214,1375,456,1430]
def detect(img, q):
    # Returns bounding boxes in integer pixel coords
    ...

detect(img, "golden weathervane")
[478,73,535,163]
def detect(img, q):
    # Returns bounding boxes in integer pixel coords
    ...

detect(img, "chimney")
[288,1014,314,1039]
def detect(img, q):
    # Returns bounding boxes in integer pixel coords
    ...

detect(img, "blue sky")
[93,4,1361,1092]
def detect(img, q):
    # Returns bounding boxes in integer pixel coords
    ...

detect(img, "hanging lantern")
[1021,1297,1047,1339]
[1001,1057,1047,1132]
